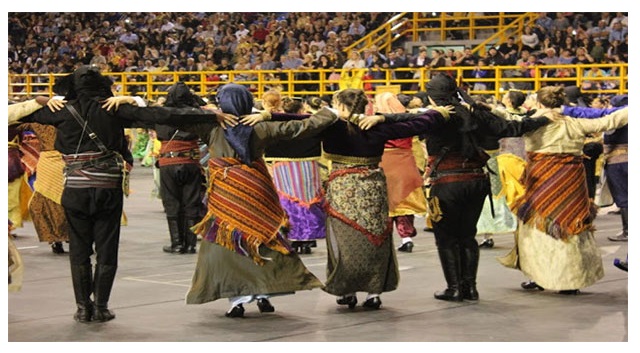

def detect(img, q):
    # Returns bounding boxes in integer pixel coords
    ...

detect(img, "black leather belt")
[431,168,486,178]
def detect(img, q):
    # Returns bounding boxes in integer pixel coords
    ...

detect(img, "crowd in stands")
[8,12,628,97]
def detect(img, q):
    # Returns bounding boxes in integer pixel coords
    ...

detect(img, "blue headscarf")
[216,84,255,164]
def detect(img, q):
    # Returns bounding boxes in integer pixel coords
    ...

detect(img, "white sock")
[365,293,380,301]
[402,237,413,245]
[229,295,254,309]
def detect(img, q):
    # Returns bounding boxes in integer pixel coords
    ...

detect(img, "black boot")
[608,207,628,241]
[434,247,463,302]
[182,218,199,254]
[460,244,480,301]
[163,217,185,253]
[70,263,94,323]
[93,264,117,322]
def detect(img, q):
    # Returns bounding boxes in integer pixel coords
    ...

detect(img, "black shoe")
[257,298,275,313]
[336,295,357,309]
[478,238,494,248]
[608,233,628,242]
[51,242,65,254]
[521,280,544,291]
[434,288,463,302]
[362,297,382,309]
[225,304,245,318]
[162,245,185,254]
[423,227,433,232]
[558,289,580,295]
[93,307,115,322]
[462,285,479,301]
[73,305,93,323]
[614,258,628,272]
[397,242,414,253]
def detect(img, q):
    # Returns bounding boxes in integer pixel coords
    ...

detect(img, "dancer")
[319,89,451,309]
[264,96,326,254]
[501,86,628,294]
[418,74,550,302]
[8,97,65,291]
[15,114,71,254]
[156,82,207,254]
[375,92,427,253]
[14,65,229,323]
[475,90,529,249]
[185,84,337,318]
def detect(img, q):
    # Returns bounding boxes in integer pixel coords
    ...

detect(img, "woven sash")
[191,157,291,265]
[513,152,596,240]
[158,139,200,167]
[62,151,124,189]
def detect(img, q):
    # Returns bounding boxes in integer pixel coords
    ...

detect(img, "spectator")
[342,50,365,70]
[498,36,519,64]
[608,22,627,46]
[520,26,540,53]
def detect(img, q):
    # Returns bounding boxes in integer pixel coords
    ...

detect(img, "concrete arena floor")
[7,166,630,346]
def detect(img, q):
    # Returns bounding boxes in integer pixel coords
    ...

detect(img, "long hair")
[335,88,368,135]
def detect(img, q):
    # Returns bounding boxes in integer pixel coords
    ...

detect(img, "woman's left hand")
[240,113,266,126]
[358,115,384,130]
[46,99,66,112]
[102,96,136,111]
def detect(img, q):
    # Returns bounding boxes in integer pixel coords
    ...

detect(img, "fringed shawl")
[513,152,596,240]
[192,157,292,265]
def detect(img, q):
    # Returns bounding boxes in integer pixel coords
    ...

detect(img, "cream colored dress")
[510,107,627,290]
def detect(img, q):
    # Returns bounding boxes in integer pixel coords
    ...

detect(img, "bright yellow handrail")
[9,63,627,102]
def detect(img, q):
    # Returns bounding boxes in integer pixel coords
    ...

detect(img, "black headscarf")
[216,84,255,164]
[427,73,481,158]
[53,65,114,117]
[165,82,207,108]
[564,86,587,107]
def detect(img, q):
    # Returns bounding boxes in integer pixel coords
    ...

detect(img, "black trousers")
[159,163,205,219]
[62,187,123,268]
[430,178,489,250]
[582,142,603,199]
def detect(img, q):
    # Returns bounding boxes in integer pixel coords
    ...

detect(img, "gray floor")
[7,166,629,343]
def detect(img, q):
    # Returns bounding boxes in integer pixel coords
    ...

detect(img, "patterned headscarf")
[216,84,255,164]
[374,92,406,114]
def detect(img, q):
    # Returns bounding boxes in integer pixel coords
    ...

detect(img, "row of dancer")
[10,66,627,321]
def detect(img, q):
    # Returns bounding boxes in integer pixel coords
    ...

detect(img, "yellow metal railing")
[8,63,628,102]
[343,12,536,55]
[473,13,538,57]
[343,13,409,54]
[407,12,537,44]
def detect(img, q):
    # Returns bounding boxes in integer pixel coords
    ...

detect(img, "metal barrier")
[8,62,628,102]
[343,13,537,55]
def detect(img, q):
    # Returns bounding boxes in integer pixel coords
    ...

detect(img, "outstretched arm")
[8,97,65,125]
[562,105,623,119]
[475,108,550,138]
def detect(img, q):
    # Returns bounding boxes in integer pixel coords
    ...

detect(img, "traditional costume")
[185,84,335,317]
[502,105,627,291]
